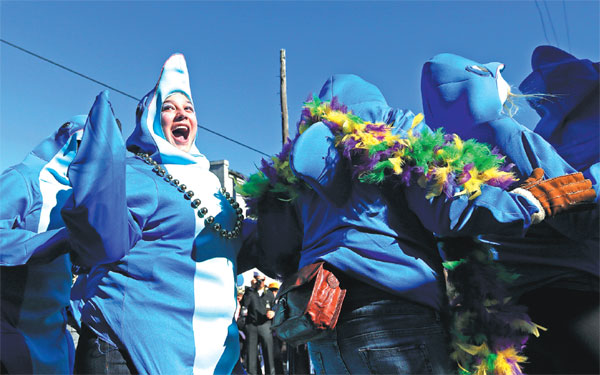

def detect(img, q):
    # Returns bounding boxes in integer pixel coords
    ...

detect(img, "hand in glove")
[512,168,596,222]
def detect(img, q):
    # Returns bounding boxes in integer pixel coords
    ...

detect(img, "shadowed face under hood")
[421,53,508,137]
[126,53,205,167]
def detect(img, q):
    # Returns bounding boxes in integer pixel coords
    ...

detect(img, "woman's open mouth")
[171,125,190,143]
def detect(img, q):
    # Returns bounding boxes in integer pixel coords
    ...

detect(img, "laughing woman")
[69,54,252,374]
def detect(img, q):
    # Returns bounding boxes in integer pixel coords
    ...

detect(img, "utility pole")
[280,50,312,375]
[280,49,289,145]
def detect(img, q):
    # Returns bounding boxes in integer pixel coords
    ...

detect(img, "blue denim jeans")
[74,324,137,375]
[307,298,451,375]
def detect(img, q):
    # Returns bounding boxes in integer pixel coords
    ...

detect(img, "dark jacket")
[242,287,275,325]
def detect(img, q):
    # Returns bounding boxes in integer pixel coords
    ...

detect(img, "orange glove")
[516,168,596,218]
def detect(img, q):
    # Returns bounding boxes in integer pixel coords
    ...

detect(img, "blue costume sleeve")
[404,183,539,238]
[61,91,128,268]
[0,167,69,266]
[475,118,577,179]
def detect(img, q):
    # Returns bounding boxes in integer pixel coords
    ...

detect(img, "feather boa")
[441,237,545,375]
[238,96,517,210]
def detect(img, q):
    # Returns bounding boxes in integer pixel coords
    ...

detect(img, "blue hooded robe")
[72,54,244,374]
[0,90,125,374]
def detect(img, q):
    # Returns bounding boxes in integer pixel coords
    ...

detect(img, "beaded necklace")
[136,152,244,239]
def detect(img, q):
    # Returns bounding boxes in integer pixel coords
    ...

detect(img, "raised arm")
[61,91,128,268]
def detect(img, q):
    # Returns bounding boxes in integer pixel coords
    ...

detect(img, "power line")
[1,39,140,101]
[0,38,270,158]
[562,0,572,53]
[196,125,270,157]
[534,0,551,45]
[542,0,560,47]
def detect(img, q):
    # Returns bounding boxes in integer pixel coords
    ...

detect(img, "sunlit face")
[160,93,198,153]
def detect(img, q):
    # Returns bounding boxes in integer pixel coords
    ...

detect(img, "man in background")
[242,272,276,375]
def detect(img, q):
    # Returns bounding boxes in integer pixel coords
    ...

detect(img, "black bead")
[236,208,243,214]
[172,179,180,186]
[221,229,228,237]
[228,198,235,204]
[178,184,186,192]
[200,207,208,215]
[158,168,166,177]
[220,187,226,194]
[185,191,194,199]
[213,223,221,231]
[197,210,204,218]
[191,199,201,208]
[165,175,173,182]
[205,216,214,225]
[232,202,239,209]
[225,192,231,199]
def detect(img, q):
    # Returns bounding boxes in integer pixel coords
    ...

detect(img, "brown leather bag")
[271,262,346,346]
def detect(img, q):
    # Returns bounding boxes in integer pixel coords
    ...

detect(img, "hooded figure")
[248,74,575,375]
[519,45,599,196]
[71,54,249,374]
[421,52,579,181]
[420,51,598,288]
[0,90,124,374]
[421,50,599,374]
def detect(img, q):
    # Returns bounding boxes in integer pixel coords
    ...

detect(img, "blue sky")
[2,1,598,177]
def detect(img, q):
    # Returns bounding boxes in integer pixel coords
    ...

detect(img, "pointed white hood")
[126,53,207,167]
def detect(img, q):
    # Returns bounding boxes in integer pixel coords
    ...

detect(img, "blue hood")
[318,74,392,123]
[126,53,207,167]
[318,74,424,135]
[421,53,505,139]
[26,115,86,165]
[519,45,599,172]
[17,115,87,189]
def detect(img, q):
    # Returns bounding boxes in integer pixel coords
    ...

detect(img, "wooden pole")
[280,49,289,145]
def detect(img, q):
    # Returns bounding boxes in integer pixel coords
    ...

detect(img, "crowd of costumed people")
[1,44,597,375]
